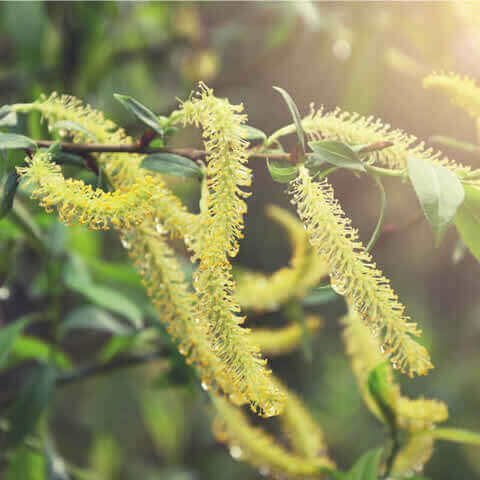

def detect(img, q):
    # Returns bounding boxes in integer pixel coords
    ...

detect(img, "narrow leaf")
[309,141,365,172]
[408,156,465,245]
[302,286,339,306]
[0,316,31,367]
[59,306,133,338]
[53,120,97,141]
[346,448,383,480]
[7,363,56,448]
[0,106,17,128]
[0,132,36,150]
[6,446,46,480]
[431,428,480,446]
[273,86,306,156]
[113,94,163,136]
[454,185,480,263]
[11,335,72,370]
[141,153,203,179]
[65,271,143,329]
[0,171,20,219]
[266,158,298,183]
[243,125,267,142]
[367,362,396,428]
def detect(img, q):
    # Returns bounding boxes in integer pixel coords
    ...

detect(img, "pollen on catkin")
[290,165,433,377]
[180,83,284,416]
[17,151,155,230]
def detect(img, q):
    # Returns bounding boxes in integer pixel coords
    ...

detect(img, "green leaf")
[0,171,20,219]
[408,156,465,245]
[141,153,203,180]
[113,94,163,136]
[367,362,396,428]
[59,306,133,338]
[11,336,72,370]
[243,125,267,142]
[454,185,480,263]
[53,120,97,141]
[65,273,143,329]
[6,446,46,480]
[431,428,480,446]
[302,286,339,306]
[266,158,298,183]
[7,363,56,448]
[309,141,365,172]
[273,86,306,157]
[0,106,17,128]
[0,316,31,367]
[0,132,36,150]
[346,448,383,480]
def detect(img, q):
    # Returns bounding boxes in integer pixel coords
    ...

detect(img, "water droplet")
[201,381,210,391]
[0,286,10,301]
[229,445,243,460]
[121,238,130,249]
[259,466,270,477]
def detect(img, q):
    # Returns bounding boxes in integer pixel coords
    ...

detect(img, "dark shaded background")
[1,2,480,479]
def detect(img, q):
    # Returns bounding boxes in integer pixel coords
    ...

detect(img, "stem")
[365,176,387,253]
[365,164,407,178]
[383,424,401,479]
[56,350,168,387]
[0,350,169,409]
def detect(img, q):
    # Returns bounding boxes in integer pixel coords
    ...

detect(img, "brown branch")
[34,139,394,163]
[0,350,169,410]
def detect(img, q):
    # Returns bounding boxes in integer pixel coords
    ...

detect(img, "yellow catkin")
[299,105,471,175]
[17,151,155,230]
[273,377,330,461]
[180,83,284,417]
[212,394,334,478]
[341,307,448,431]
[423,72,480,119]
[392,433,435,477]
[249,316,322,357]
[291,166,433,377]
[12,93,197,243]
[235,205,329,312]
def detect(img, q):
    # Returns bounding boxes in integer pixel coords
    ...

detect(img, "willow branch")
[33,140,394,163]
[0,350,169,410]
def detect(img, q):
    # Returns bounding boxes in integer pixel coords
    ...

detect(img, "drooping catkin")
[423,72,480,119]
[235,205,329,312]
[180,83,284,416]
[341,307,447,431]
[17,151,155,230]
[290,166,433,377]
[212,394,334,478]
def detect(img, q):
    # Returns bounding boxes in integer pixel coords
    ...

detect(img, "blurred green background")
[1,2,480,479]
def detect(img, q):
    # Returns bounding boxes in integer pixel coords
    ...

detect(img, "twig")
[33,139,395,163]
[0,350,169,409]
[56,349,168,387]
